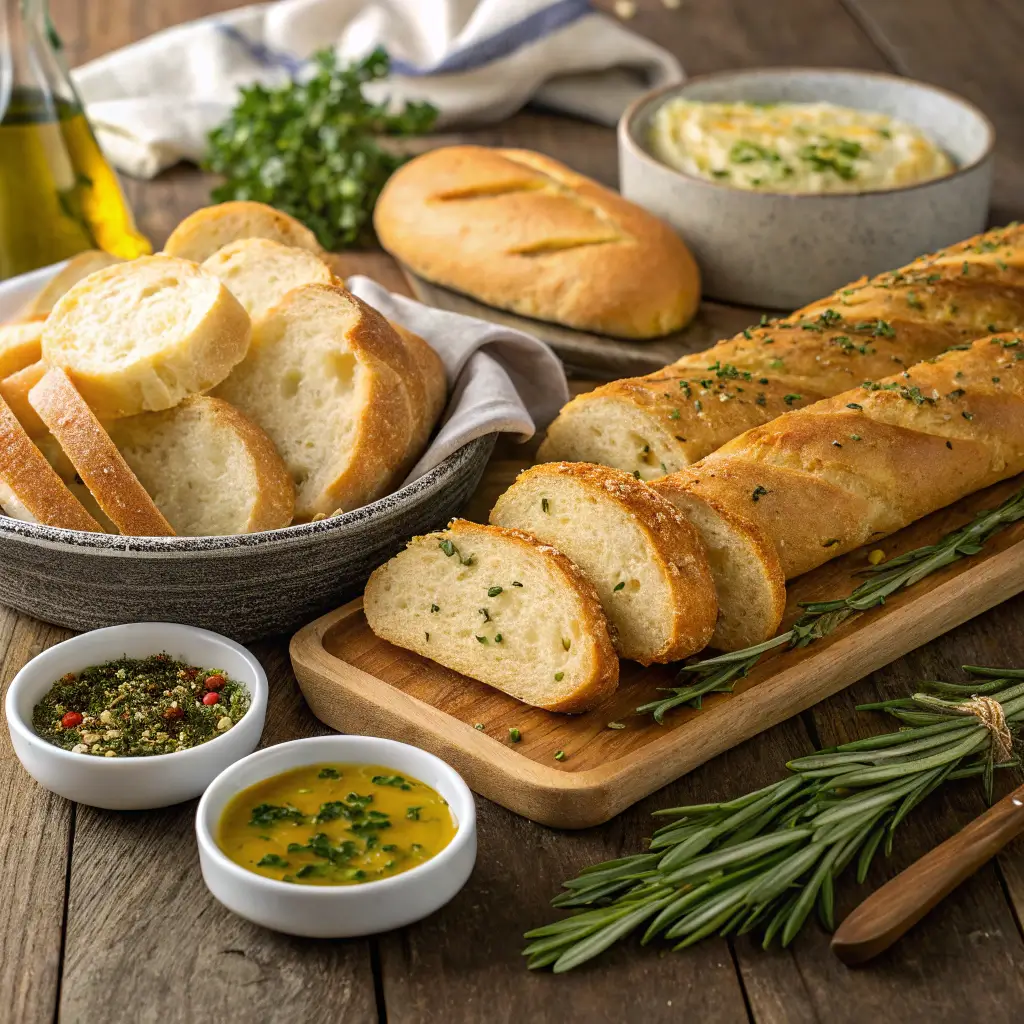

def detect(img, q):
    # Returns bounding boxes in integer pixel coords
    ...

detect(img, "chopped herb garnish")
[752,485,768,502]
[487,586,503,597]
[406,807,423,820]
[541,498,550,513]
[554,672,565,682]
[318,767,342,780]
[509,728,522,743]
[257,853,289,868]
[613,581,626,592]
[372,775,413,790]
[554,750,567,762]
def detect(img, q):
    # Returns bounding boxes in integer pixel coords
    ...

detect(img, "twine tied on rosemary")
[924,693,1014,762]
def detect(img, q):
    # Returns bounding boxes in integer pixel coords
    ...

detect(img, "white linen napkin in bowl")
[0,261,569,485]
[70,0,683,178]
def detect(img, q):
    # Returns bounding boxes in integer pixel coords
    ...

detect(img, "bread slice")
[650,474,786,651]
[28,368,175,536]
[107,396,294,535]
[489,462,717,665]
[34,432,116,533]
[9,250,123,323]
[200,238,337,321]
[41,255,252,419]
[389,321,447,460]
[0,361,47,437]
[0,321,44,378]
[364,519,619,712]
[214,284,413,519]
[0,395,102,532]
[163,201,321,263]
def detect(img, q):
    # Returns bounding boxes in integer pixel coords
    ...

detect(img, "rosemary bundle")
[525,667,1023,973]
[639,485,1024,723]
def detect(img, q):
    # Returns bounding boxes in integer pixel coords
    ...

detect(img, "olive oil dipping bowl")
[196,736,477,938]
[5,622,268,810]
[619,68,995,307]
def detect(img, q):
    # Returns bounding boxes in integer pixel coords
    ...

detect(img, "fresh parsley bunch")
[204,47,437,250]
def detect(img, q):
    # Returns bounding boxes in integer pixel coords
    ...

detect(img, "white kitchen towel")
[71,0,683,178]
[0,262,570,487]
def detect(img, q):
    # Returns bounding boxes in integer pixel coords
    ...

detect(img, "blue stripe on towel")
[216,23,305,76]
[391,0,594,77]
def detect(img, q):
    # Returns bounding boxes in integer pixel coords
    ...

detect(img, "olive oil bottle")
[1,0,150,280]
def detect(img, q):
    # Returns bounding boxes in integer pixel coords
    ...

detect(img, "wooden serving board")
[291,476,1024,830]
[404,270,765,377]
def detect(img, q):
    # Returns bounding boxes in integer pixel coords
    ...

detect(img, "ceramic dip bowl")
[619,68,995,308]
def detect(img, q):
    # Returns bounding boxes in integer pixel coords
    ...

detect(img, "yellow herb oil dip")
[217,764,457,886]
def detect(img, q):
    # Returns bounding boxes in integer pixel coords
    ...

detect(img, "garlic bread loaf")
[214,284,413,519]
[678,333,1024,591]
[29,368,175,537]
[108,396,294,535]
[364,519,619,712]
[164,201,321,263]
[0,321,44,378]
[489,462,716,665]
[41,256,251,419]
[374,146,700,339]
[539,223,1024,477]
[0,394,103,532]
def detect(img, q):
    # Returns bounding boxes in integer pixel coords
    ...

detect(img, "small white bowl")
[5,622,268,809]
[195,736,477,938]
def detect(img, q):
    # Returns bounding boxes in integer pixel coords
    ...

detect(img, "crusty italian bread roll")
[647,477,786,652]
[41,256,252,420]
[676,332,1024,600]
[489,462,717,665]
[214,284,413,519]
[539,223,1024,477]
[7,249,122,323]
[0,321,44,378]
[364,519,619,712]
[28,367,175,536]
[374,145,701,339]
[107,396,295,535]
[0,394,103,532]
[163,201,321,263]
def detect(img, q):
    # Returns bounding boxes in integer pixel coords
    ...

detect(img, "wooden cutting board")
[291,475,1024,830]
[403,270,765,377]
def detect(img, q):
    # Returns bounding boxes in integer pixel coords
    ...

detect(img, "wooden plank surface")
[0,1,1019,1022]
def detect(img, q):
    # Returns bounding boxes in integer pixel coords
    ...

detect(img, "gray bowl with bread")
[619,68,995,308]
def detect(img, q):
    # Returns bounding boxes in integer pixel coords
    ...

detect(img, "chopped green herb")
[541,498,550,513]
[257,853,290,868]
[318,767,342,780]
[474,723,484,731]
[372,775,413,790]
[562,637,572,651]
[752,485,768,502]
[554,672,564,682]
[613,581,626,592]
[554,750,567,762]
[487,586,503,597]
[509,727,522,743]
[406,807,423,821]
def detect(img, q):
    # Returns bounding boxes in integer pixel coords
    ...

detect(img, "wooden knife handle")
[831,782,1024,965]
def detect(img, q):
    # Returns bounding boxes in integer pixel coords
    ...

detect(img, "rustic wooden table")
[5,2,1024,1021]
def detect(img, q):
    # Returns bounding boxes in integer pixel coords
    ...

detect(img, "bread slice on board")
[489,462,717,665]
[107,396,294,536]
[364,519,619,712]
[0,321,44,378]
[41,255,251,419]
[163,201,321,263]
[214,284,413,519]
[8,249,123,323]
[0,395,102,532]
[201,238,337,321]
[28,367,175,536]
[650,474,786,652]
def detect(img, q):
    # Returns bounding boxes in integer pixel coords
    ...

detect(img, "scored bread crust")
[539,223,1024,476]
[163,201,322,263]
[490,462,717,665]
[650,473,786,651]
[8,250,123,323]
[0,394,103,532]
[0,321,44,379]
[42,255,253,420]
[364,518,619,713]
[0,361,47,437]
[28,368,175,537]
[374,145,700,339]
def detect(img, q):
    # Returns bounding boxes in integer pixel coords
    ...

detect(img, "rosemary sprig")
[639,485,1024,723]
[526,668,1024,973]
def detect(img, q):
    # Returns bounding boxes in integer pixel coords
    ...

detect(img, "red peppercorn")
[202,692,220,706]
[204,674,226,691]
[60,711,83,729]
[163,706,184,721]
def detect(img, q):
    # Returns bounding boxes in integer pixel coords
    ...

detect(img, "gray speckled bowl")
[0,435,495,642]
[619,68,995,308]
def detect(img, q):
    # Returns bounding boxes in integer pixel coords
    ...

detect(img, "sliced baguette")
[0,361,47,437]
[389,321,447,459]
[41,255,251,419]
[214,284,413,519]
[107,396,295,535]
[0,321,44,378]
[489,462,717,664]
[28,368,175,536]
[649,474,786,651]
[164,201,321,263]
[0,395,102,532]
[9,250,123,323]
[364,519,619,712]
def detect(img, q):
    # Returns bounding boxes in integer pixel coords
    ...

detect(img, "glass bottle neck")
[2,0,76,123]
